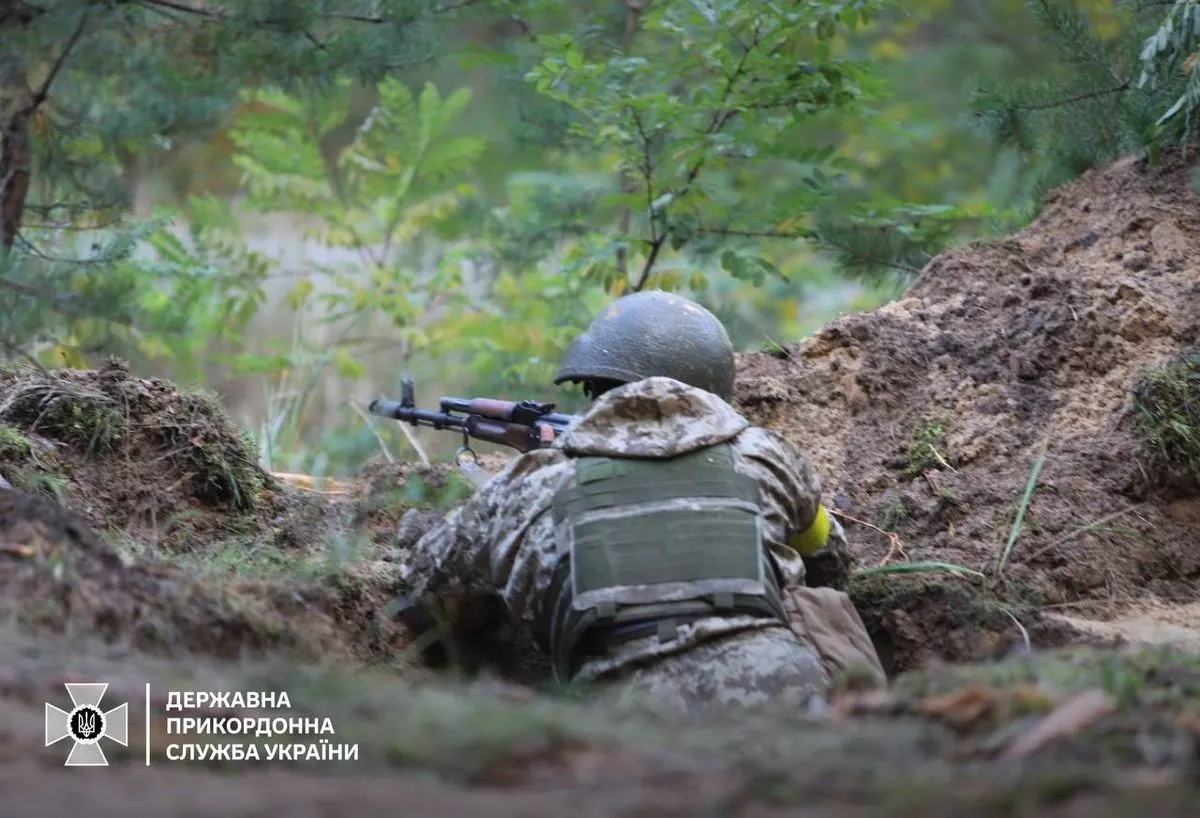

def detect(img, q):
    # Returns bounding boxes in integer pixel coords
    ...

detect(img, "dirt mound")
[0,362,492,665]
[734,152,1200,673]
[0,476,418,664]
[0,358,269,544]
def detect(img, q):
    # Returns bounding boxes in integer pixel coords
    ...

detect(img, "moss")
[903,417,950,478]
[1130,352,1200,493]
[0,370,124,454]
[0,423,30,459]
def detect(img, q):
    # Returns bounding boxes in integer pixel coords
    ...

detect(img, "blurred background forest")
[3,0,1198,477]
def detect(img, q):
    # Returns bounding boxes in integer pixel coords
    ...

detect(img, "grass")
[11,624,1200,813]
[17,472,69,505]
[996,432,1051,577]
[894,644,1200,714]
[1130,352,1200,491]
[0,370,125,454]
[155,386,265,511]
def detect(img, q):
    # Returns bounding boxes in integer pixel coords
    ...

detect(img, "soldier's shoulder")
[482,448,576,503]
[732,424,798,454]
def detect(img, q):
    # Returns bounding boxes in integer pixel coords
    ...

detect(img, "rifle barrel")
[367,399,466,430]
[367,398,406,419]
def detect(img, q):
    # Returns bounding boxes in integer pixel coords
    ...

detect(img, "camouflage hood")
[555,376,750,459]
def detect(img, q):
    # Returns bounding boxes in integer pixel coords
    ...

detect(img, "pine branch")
[697,226,808,239]
[1007,80,1132,112]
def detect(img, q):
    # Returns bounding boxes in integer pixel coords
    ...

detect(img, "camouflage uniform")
[398,376,866,713]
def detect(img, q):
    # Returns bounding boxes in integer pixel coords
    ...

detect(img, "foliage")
[970,0,1200,201]
[95,0,936,472]
[11,0,1193,476]
[0,0,492,363]
[521,0,893,291]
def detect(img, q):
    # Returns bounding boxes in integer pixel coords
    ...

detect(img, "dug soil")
[2,151,1200,815]
[736,151,1200,676]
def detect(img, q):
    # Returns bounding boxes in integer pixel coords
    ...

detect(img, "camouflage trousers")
[593,627,830,719]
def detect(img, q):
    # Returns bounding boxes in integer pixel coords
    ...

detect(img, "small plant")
[18,473,70,506]
[903,418,950,478]
[1130,353,1200,492]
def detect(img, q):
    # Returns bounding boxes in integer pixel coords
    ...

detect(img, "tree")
[518,0,889,293]
[971,0,1200,203]
[0,0,492,359]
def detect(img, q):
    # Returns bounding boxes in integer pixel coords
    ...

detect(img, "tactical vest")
[541,442,791,683]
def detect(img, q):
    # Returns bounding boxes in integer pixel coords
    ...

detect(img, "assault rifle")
[368,377,576,461]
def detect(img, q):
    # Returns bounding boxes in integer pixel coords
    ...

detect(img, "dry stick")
[1004,610,1032,652]
[931,447,957,473]
[852,561,985,581]
[829,508,908,565]
[348,402,396,464]
[386,411,430,466]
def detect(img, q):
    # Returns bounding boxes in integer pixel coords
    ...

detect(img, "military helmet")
[554,290,737,402]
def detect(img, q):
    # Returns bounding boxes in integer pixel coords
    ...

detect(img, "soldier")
[393,290,885,716]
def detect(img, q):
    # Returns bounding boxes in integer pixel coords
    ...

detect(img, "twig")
[31,10,92,106]
[931,447,957,473]
[391,416,430,466]
[632,19,760,290]
[138,0,487,26]
[1008,81,1131,113]
[852,561,985,581]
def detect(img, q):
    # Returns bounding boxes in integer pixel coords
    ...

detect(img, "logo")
[45,683,128,766]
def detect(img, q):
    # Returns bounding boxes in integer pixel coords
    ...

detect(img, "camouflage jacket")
[397,376,846,683]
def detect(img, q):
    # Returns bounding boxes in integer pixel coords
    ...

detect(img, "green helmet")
[554,290,736,401]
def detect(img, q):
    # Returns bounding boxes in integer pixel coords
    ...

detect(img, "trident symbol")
[77,712,97,739]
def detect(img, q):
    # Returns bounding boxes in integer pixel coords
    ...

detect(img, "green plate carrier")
[542,443,790,683]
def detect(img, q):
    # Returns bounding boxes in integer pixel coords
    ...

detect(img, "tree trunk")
[0,57,32,253]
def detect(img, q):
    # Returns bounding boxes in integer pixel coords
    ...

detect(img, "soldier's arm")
[734,427,849,588]
[397,449,568,631]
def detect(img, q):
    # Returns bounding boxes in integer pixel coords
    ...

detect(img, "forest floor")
[2,151,1200,815]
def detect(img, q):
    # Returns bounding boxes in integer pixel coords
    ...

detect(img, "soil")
[0,363,478,667]
[735,151,1200,674]
[3,151,1200,814]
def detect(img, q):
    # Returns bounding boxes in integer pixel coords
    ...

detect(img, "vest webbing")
[542,443,790,683]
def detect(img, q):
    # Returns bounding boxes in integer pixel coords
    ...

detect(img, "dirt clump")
[734,151,1200,673]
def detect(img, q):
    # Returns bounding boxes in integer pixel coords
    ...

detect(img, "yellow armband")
[788,505,832,557]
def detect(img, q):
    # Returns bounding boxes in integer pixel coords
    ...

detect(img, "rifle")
[368,377,575,483]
